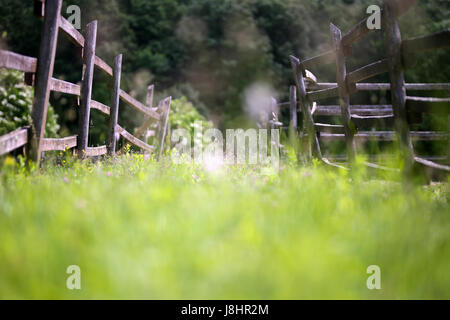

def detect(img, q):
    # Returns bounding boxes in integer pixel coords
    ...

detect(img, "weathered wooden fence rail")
[267,0,449,174]
[0,0,171,164]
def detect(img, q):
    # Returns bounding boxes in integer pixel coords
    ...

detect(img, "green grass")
[0,155,449,299]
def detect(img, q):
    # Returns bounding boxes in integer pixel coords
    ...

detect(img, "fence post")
[383,0,415,173]
[330,23,357,164]
[271,97,278,130]
[290,56,322,161]
[107,54,123,156]
[28,0,62,164]
[78,21,97,159]
[157,97,171,160]
[289,85,298,135]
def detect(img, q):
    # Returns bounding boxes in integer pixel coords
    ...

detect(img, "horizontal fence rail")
[0,128,29,157]
[0,50,37,73]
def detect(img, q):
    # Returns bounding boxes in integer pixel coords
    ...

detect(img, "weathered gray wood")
[407,96,450,103]
[319,131,446,142]
[119,90,161,120]
[270,97,279,129]
[116,125,155,152]
[289,85,298,134]
[346,59,389,85]
[342,16,372,47]
[0,50,37,73]
[331,23,357,163]
[91,100,110,116]
[402,29,450,55]
[156,97,171,159]
[321,157,349,170]
[107,54,122,156]
[301,50,336,70]
[59,17,85,47]
[94,56,113,77]
[77,20,97,159]
[295,105,393,117]
[415,156,450,172]
[307,82,450,91]
[351,114,395,128]
[29,0,62,164]
[307,87,339,101]
[41,135,77,152]
[0,128,29,156]
[315,123,345,132]
[50,78,80,95]
[290,55,322,160]
[383,0,415,172]
[86,146,107,157]
[330,154,447,163]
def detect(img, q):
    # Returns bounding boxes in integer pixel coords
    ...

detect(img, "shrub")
[0,69,59,137]
[169,96,213,147]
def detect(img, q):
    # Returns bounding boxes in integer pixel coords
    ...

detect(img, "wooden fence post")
[271,97,278,130]
[107,54,123,156]
[28,0,62,164]
[330,23,357,163]
[157,97,171,160]
[78,21,97,159]
[383,0,415,173]
[289,85,298,135]
[290,56,322,161]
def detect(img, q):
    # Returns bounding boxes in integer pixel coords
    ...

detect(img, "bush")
[0,69,59,137]
[169,96,213,146]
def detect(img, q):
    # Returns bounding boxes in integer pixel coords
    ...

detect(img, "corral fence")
[0,0,171,165]
[265,0,450,174]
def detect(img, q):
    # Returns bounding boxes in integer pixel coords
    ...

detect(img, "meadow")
[0,154,449,299]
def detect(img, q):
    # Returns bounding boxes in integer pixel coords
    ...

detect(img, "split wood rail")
[269,0,449,173]
[0,0,171,164]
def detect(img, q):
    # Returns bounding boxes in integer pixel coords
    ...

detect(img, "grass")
[0,154,449,299]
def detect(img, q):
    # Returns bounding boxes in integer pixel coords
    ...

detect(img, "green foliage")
[0,0,448,143]
[170,96,213,137]
[0,70,59,137]
[0,157,449,299]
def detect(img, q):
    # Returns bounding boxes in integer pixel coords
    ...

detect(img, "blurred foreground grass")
[0,155,449,299]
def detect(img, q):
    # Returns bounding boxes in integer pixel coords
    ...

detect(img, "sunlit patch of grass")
[0,155,448,299]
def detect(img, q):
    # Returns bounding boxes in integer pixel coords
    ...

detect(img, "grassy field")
[0,154,449,299]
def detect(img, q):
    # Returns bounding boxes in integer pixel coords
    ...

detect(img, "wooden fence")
[267,0,450,173]
[0,0,171,164]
